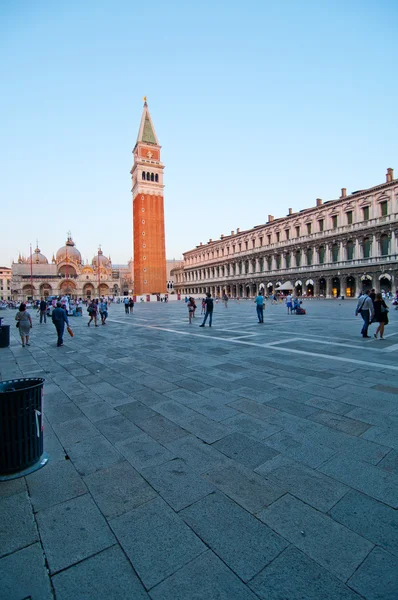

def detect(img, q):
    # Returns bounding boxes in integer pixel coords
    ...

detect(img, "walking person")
[254,291,265,323]
[123,297,129,314]
[373,293,389,339]
[355,289,374,338]
[187,297,195,324]
[52,301,69,347]
[199,292,214,327]
[87,299,98,327]
[129,297,134,313]
[99,298,108,325]
[39,296,47,323]
[15,303,32,347]
[201,297,206,314]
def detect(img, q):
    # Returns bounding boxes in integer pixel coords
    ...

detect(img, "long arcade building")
[173,169,398,298]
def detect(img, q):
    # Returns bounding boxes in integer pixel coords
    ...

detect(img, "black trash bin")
[0,317,10,348]
[0,378,48,480]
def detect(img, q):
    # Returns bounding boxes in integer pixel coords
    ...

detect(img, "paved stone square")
[1,298,398,599]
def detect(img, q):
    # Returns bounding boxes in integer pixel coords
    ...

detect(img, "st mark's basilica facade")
[172,168,398,298]
[11,235,133,302]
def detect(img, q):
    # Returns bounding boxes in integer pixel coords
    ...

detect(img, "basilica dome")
[56,235,82,264]
[92,249,110,268]
[32,246,48,264]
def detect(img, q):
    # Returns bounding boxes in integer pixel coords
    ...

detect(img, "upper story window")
[363,206,370,221]
[267,234,271,245]
[276,232,280,242]
[259,237,263,246]
[295,226,300,237]
[380,201,388,217]
[232,245,235,253]
[251,239,255,248]
[285,229,290,240]
[238,243,242,252]
[245,241,248,251]
[318,219,324,232]
[346,211,353,225]
[306,223,312,235]
[332,215,338,229]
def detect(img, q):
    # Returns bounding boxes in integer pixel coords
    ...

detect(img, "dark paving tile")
[142,458,215,511]
[116,433,175,472]
[83,461,156,518]
[95,414,144,443]
[0,492,38,558]
[136,414,188,444]
[378,449,398,475]
[330,489,398,557]
[249,546,362,600]
[110,497,206,590]
[0,543,53,600]
[181,492,288,582]
[166,435,230,473]
[347,547,398,600]
[52,416,100,445]
[52,545,149,600]
[36,494,116,573]
[204,461,285,514]
[258,494,373,582]
[319,454,398,508]
[256,457,348,512]
[150,550,258,600]
[26,458,87,511]
[212,433,279,469]
[65,435,124,476]
[308,410,372,436]
[117,400,158,423]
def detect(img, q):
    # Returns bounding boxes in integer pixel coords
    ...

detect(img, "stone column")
[249,261,254,274]
[391,231,397,256]
[326,277,333,298]
[372,234,378,258]
[339,241,345,262]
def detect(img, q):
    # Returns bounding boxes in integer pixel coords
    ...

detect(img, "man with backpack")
[199,292,214,327]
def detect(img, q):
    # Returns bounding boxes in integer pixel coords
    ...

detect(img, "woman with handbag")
[373,293,389,339]
[15,302,32,347]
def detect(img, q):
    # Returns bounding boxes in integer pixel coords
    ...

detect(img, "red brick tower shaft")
[131,100,166,295]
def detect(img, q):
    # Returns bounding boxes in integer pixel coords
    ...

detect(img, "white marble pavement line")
[108,317,398,372]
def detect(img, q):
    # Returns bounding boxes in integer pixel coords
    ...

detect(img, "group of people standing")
[356,289,390,339]
[123,297,135,314]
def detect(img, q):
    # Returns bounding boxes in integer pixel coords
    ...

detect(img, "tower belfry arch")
[131,99,166,294]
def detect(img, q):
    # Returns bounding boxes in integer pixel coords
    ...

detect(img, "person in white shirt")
[355,290,374,338]
[286,293,293,315]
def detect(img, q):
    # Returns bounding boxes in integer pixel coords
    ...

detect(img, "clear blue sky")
[1,0,397,267]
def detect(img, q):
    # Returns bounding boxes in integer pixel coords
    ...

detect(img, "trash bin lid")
[0,378,45,393]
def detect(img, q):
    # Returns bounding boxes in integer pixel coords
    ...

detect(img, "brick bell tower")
[131,98,166,295]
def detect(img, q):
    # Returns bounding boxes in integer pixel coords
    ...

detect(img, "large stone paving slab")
[0,492,39,558]
[110,496,206,590]
[258,494,374,581]
[150,550,259,600]
[52,545,149,600]
[0,543,53,600]
[347,546,398,600]
[36,494,116,573]
[181,492,288,582]
[141,458,215,511]
[249,546,362,600]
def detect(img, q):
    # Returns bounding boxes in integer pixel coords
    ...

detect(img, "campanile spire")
[131,100,166,295]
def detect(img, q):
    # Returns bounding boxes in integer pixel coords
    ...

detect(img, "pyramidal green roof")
[142,115,157,144]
